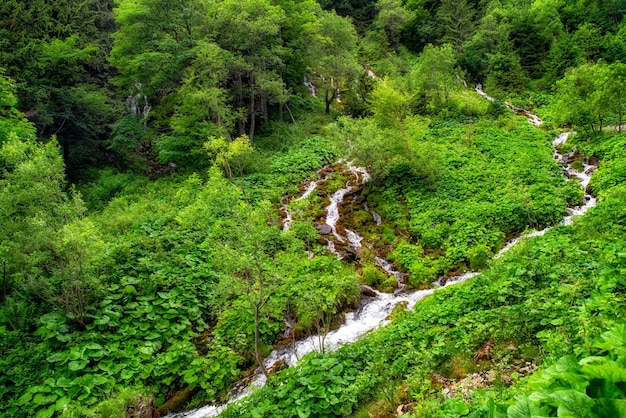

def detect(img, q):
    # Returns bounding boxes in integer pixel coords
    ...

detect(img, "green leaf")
[68,360,89,371]
[92,375,110,386]
[507,397,533,418]
[33,393,58,406]
[121,369,135,380]
[94,315,110,325]
[35,405,55,418]
[85,343,103,350]
[55,397,71,411]
[46,352,68,363]
[17,392,34,406]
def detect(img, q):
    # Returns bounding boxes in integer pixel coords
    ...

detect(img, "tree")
[110,0,207,100]
[313,12,362,114]
[551,63,625,135]
[410,44,460,110]
[318,0,378,32]
[0,134,100,325]
[207,0,288,141]
[0,74,36,146]
[436,0,476,50]
[210,191,284,377]
[374,0,412,50]
[596,62,626,132]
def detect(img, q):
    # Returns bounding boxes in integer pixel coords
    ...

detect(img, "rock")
[562,151,578,164]
[317,224,332,235]
[157,389,191,415]
[360,285,377,297]
[584,165,597,175]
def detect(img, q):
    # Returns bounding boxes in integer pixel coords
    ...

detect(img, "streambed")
[166,91,597,418]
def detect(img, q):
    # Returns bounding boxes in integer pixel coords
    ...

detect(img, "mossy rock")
[361,264,386,287]
[352,210,371,229]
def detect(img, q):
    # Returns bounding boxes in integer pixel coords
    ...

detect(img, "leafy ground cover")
[0,127,358,417]
[334,102,579,287]
[219,131,626,418]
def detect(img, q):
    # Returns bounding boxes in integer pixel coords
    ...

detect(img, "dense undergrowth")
[336,111,580,286]
[2,88,623,418]
[0,123,362,417]
[220,131,626,417]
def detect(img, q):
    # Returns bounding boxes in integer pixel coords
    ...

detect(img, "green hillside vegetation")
[0,0,625,417]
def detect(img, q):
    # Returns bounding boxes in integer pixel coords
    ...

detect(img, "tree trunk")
[285,102,296,124]
[598,115,603,133]
[253,304,268,377]
[2,261,6,302]
[237,72,245,136]
[262,94,268,124]
[325,88,336,115]
[61,138,70,165]
[249,93,256,143]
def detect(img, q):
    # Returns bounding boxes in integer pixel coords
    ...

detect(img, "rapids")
[165,88,598,418]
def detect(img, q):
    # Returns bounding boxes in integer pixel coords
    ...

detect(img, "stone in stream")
[359,285,378,297]
[317,224,332,235]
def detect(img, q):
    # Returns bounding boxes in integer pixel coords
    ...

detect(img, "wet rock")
[562,151,578,164]
[158,389,191,415]
[317,224,332,235]
[359,285,378,297]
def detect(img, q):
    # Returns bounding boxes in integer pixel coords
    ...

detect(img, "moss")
[361,264,386,287]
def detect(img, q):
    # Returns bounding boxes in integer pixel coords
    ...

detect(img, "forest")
[1,0,626,417]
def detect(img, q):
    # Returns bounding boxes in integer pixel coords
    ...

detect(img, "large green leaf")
[68,360,89,371]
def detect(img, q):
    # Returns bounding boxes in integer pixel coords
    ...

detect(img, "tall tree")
[436,0,476,50]
[208,0,287,142]
[313,12,361,114]
[374,0,412,50]
[553,63,607,135]
[410,44,460,110]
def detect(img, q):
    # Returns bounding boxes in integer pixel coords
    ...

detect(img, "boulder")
[359,285,378,297]
[317,224,332,235]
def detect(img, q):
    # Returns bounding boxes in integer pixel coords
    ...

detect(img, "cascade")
[167,88,598,418]
[282,181,318,231]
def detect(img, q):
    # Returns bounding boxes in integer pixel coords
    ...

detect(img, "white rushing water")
[345,229,363,249]
[364,203,383,226]
[374,256,406,290]
[303,78,316,97]
[474,84,543,126]
[167,90,599,418]
[282,181,319,231]
[325,186,352,242]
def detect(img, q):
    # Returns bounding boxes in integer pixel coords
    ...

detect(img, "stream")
[166,88,597,418]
